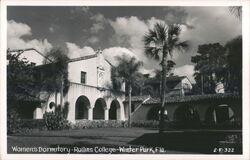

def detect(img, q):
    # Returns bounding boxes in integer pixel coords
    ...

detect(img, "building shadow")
[129,130,242,154]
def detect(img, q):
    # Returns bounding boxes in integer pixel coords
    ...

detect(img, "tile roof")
[144,93,241,104]
[125,95,151,102]
[67,54,97,63]
[145,76,187,84]
[165,76,186,82]
[125,93,241,104]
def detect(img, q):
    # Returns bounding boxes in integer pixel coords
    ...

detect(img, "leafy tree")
[42,48,70,107]
[191,43,227,94]
[192,37,242,95]
[7,51,37,109]
[7,48,71,124]
[144,23,188,133]
[7,51,38,133]
[225,36,242,94]
[112,55,143,127]
[129,73,146,96]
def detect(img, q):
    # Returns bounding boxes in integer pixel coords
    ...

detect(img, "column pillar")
[104,109,109,120]
[88,108,93,120]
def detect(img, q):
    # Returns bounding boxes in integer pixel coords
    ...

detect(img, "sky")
[7,6,242,82]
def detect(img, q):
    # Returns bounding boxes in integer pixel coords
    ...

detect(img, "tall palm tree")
[43,48,70,108]
[144,23,189,133]
[112,54,143,127]
[154,60,176,95]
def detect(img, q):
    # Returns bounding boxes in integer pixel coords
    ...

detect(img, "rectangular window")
[81,71,86,84]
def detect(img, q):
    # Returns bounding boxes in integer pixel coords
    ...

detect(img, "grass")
[7,128,242,154]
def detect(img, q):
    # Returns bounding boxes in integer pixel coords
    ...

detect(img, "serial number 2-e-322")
[213,148,235,153]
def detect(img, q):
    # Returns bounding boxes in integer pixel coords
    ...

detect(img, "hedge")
[71,120,128,129]
[131,120,159,128]
[19,119,46,129]
[13,119,242,132]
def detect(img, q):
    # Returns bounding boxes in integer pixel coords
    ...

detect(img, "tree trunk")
[159,54,168,134]
[159,81,162,95]
[140,86,142,96]
[60,74,64,111]
[128,84,132,127]
[55,91,58,106]
[228,69,232,92]
[201,74,204,95]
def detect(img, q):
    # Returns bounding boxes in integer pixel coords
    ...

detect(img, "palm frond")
[144,29,158,45]
[143,22,189,69]
[155,23,168,42]
[144,22,168,58]
[168,24,181,38]
[229,6,242,19]
[175,41,189,53]
[145,46,161,60]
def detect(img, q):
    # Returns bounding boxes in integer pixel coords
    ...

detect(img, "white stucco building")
[34,50,126,122]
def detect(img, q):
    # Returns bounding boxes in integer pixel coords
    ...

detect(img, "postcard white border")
[1,0,249,160]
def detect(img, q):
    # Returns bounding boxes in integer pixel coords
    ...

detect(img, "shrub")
[7,109,21,134]
[224,134,242,143]
[71,120,128,129]
[44,111,69,130]
[131,120,159,128]
[71,120,161,129]
[19,119,46,130]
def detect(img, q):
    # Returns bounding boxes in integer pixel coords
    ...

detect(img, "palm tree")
[43,48,70,108]
[112,54,143,127]
[154,60,176,95]
[144,23,189,133]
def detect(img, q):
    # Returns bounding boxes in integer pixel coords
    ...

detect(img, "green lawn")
[7,128,242,154]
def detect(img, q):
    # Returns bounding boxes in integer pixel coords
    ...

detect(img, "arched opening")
[173,104,200,126]
[75,96,90,120]
[147,106,160,120]
[49,102,55,110]
[109,100,120,120]
[93,98,106,120]
[205,104,235,124]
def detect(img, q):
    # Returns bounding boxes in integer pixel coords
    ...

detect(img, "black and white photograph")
[1,0,250,160]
